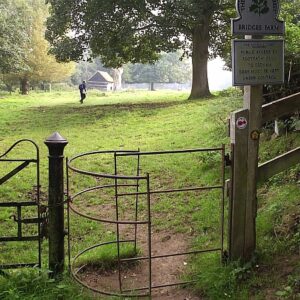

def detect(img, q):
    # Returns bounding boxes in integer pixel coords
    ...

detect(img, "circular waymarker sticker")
[236,117,248,129]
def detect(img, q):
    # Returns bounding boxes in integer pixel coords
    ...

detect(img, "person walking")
[79,80,87,103]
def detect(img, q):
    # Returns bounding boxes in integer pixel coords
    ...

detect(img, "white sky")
[208,57,232,91]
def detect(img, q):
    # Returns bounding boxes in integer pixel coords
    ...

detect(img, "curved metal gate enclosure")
[67,146,226,297]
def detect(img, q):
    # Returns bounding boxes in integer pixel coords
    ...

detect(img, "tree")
[45,0,234,99]
[24,10,75,90]
[0,0,29,74]
[280,0,300,66]
[1,0,75,94]
[272,0,300,94]
[125,63,159,91]
[112,68,124,91]
[123,51,192,89]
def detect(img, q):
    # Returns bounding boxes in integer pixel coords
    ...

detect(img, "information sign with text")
[232,40,284,86]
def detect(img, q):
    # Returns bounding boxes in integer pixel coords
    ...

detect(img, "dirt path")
[77,227,202,299]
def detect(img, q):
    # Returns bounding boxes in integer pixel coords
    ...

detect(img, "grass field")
[0,89,299,299]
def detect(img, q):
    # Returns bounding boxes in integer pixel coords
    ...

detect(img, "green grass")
[0,268,95,300]
[0,89,299,299]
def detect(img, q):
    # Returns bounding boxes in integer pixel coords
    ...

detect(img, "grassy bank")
[0,89,299,299]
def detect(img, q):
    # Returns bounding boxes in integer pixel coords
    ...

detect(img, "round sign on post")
[236,117,248,129]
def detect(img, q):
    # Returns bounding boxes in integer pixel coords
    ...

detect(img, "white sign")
[232,40,284,86]
[236,117,248,129]
[232,0,284,35]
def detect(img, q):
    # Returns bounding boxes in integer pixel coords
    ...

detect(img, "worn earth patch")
[76,228,202,299]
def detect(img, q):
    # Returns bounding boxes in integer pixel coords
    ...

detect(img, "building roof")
[88,71,114,83]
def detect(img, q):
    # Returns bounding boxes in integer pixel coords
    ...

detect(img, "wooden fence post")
[229,85,263,262]
[243,85,263,260]
[229,109,249,261]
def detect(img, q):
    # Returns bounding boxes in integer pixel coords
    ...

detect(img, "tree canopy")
[275,0,300,92]
[0,0,29,74]
[281,0,300,60]
[1,0,75,94]
[45,0,234,99]
[123,52,192,84]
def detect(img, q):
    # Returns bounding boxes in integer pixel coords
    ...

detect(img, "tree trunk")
[149,82,155,91]
[5,84,13,94]
[189,22,211,100]
[112,67,123,91]
[20,77,30,95]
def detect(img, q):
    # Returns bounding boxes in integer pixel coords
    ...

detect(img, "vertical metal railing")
[146,173,152,297]
[114,152,123,292]
[134,150,141,254]
[220,144,226,258]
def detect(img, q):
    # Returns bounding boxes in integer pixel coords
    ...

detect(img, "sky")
[208,57,232,91]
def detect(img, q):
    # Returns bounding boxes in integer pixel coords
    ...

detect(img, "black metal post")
[45,132,68,277]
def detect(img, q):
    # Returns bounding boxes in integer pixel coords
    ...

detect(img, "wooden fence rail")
[258,147,300,183]
[262,92,300,123]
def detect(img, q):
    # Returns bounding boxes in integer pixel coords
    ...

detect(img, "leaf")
[275,291,287,296]
[56,284,67,289]
[284,286,292,292]
[249,5,257,12]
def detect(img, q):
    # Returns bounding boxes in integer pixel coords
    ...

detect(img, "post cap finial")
[44,132,68,156]
[45,132,68,144]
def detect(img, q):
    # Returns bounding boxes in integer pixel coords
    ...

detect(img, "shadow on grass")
[27,99,186,113]
[1,100,188,137]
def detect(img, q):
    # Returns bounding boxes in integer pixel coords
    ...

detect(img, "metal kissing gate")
[0,140,43,269]
[66,146,226,297]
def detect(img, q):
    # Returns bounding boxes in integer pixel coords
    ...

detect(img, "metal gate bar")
[117,185,223,196]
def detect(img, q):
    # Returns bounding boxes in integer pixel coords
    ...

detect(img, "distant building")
[87,71,114,91]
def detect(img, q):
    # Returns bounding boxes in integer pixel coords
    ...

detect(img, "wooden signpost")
[229,0,286,261]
